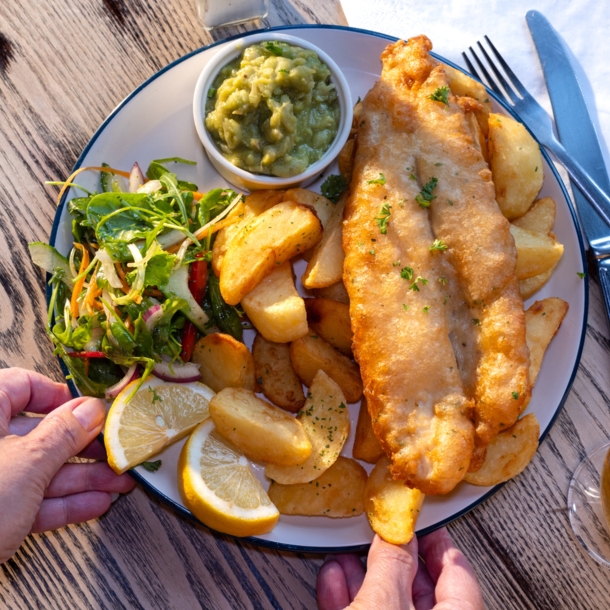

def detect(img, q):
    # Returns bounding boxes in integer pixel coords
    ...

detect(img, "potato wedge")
[304,298,353,357]
[212,190,286,276]
[252,333,305,413]
[338,138,356,181]
[268,457,367,517]
[489,113,544,220]
[290,332,363,403]
[220,202,323,305]
[209,388,311,466]
[364,456,424,545]
[519,263,558,300]
[525,297,569,385]
[510,224,564,280]
[241,262,308,343]
[192,333,255,393]
[313,281,350,305]
[444,64,491,136]
[353,397,385,464]
[464,414,540,486]
[283,189,334,228]
[302,193,346,289]
[512,197,556,234]
[265,370,350,484]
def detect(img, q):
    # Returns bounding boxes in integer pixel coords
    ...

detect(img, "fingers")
[9,416,107,460]
[30,491,114,534]
[418,528,484,610]
[0,368,72,425]
[317,554,366,609]
[317,558,351,610]
[45,463,135,498]
[412,560,435,610]
[351,535,418,608]
[19,396,107,490]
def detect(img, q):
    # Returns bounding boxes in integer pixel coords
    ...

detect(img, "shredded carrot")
[56,165,131,206]
[114,263,131,295]
[144,288,164,298]
[125,314,133,333]
[83,271,102,316]
[70,244,90,318]
[84,358,90,377]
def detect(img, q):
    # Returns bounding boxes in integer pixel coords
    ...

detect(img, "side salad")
[29,158,247,401]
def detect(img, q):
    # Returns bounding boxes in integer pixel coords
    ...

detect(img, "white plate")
[49,25,588,552]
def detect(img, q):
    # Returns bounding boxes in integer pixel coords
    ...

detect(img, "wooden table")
[1,0,610,608]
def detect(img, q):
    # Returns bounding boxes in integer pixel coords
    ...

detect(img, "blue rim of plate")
[46,24,589,554]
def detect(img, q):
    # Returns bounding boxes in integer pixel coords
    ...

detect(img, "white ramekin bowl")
[193,32,353,191]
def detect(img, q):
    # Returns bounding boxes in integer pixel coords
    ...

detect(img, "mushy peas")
[205,41,340,178]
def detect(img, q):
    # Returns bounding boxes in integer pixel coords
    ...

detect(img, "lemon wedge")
[105,376,214,474]
[178,419,279,537]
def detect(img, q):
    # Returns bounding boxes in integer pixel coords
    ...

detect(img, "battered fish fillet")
[343,36,531,492]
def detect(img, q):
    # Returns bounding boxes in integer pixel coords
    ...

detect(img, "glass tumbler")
[195,0,269,30]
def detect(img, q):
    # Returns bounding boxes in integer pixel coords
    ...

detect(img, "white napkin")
[340,0,610,170]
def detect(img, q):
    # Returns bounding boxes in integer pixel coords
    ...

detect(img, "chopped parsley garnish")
[393,261,401,267]
[278,69,289,74]
[369,249,375,255]
[438,276,448,285]
[140,460,162,472]
[512,391,519,400]
[435,162,443,166]
[400,266,414,280]
[207,87,217,99]
[149,387,162,403]
[265,41,284,56]
[367,173,386,185]
[410,276,428,291]
[375,203,392,234]
[428,85,450,105]
[472,318,480,325]
[422,305,430,313]
[415,177,438,208]
[577,271,586,279]
[403,304,409,311]
[409,173,417,181]
[320,174,348,203]
[429,239,448,251]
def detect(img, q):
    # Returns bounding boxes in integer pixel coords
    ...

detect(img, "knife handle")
[596,259,610,332]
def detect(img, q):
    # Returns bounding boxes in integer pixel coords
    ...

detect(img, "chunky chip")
[268,457,367,517]
[209,387,311,466]
[364,456,424,545]
[510,224,564,280]
[464,413,540,486]
[290,332,363,403]
[352,397,385,464]
[525,297,569,385]
[252,333,305,413]
[304,298,353,356]
[313,281,350,305]
[220,201,323,305]
[512,197,556,234]
[192,333,255,393]
[265,370,350,484]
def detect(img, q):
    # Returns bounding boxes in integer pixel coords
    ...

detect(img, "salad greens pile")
[29,158,247,400]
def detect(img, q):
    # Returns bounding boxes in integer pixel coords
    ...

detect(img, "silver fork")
[463,36,610,230]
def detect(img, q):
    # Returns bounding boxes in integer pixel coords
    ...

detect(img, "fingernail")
[72,399,106,432]
[110,492,120,503]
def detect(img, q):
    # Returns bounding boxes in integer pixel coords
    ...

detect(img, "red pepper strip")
[180,256,208,362]
[67,351,106,358]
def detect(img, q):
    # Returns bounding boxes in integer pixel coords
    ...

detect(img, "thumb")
[22,396,107,488]
[351,535,418,609]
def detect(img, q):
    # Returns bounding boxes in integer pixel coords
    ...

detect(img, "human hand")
[0,368,135,564]
[317,527,484,610]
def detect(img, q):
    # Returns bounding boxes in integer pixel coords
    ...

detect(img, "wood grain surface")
[1,0,610,608]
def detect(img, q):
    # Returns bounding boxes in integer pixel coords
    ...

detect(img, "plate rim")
[46,23,589,554]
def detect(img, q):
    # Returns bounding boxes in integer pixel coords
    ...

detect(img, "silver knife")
[527,10,610,328]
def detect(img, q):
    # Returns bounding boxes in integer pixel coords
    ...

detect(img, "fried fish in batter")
[343,36,531,492]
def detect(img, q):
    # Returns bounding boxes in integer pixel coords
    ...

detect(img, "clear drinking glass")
[194,0,269,30]
[568,441,610,566]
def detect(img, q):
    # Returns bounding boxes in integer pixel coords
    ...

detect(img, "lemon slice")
[105,376,214,474]
[178,419,279,537]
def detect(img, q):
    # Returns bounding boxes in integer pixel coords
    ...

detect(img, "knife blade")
[527,10,610,327]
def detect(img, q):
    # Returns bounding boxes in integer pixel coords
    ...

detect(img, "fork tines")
[462,36,526,105]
